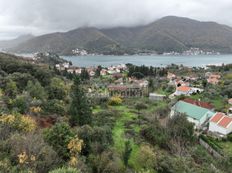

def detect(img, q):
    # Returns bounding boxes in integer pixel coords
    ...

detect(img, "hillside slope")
[8,16,232,54]
[0,34,34,49]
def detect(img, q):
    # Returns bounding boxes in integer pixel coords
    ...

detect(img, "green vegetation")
[69,77,92,126]
[0,53,232,173]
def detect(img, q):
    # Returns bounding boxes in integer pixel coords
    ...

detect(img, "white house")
[63,62,70,69]
[134,80,149,88]
[149,93,166,101]
[209,112,232,136]
[171,100,215,129]
[175,86,192,96]
[175,86,203,96]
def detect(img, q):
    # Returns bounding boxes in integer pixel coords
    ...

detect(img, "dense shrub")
[108,96,122,106]
[10,93,31,114]
[42,99,66,115]
[43,122,74,160]
[135,102,148,114]
[0,114,37,133]
[89,150,125,173]
[8,132,60,173]
[49,167,80,173]
[141,122,169,149]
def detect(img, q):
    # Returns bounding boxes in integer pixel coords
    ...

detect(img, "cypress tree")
[69,76,92,126]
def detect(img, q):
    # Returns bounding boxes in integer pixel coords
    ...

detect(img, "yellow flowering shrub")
[30,106,42,114]
[18,151,28,164]
[17,151,36,165]
[67,137,83,167]
[108,96,123,106]
[18,116,37,132]
[30,155,36,162]
[0,114,15,124]
[68,156,78,167]
[0,114,36,132]
[67,137,83,155]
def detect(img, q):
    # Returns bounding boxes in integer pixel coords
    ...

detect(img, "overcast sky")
[1,0,232,40]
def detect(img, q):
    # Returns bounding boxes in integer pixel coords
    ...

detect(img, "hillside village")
[55,58,232,136]
[0,52,232,173]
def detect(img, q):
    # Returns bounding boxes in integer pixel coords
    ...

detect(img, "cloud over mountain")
[1,0,232,39]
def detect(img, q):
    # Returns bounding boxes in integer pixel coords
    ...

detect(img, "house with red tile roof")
[209,112,232,136]
[174,86,204,96]
[175,86,192,96]
[182,98,214,110]
[171,100,215,128]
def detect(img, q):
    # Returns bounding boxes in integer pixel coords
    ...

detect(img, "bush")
[47,77,67,100]
[77,125,113,155]
[93,110,118,127]
[89,150,125,173]
[42,99,66,115]
[108,96,122,106]
[156,105,170,118]
[0,114,37,133]
[43,122,74,160]
[49,167,80,173]
[26,80,47,100]
[227,133,232,142]
[135,102,148,114]
[8,132,60,173]
[141,122,169,149]
[135,145,157,169]
[10,93,31,114]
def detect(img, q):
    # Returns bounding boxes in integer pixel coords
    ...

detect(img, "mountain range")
[3,16,232,55]
[0,34,34,50]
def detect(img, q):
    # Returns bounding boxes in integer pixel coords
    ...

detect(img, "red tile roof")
[211,112,232,128]
[182,98,214,110]
[218,116,232,128]
[177,86,191,92]
[210,112,225,123]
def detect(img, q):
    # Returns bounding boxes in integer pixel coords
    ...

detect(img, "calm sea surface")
[62,55,232,67]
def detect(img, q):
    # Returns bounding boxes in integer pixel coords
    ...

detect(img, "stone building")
[108,84,147,98]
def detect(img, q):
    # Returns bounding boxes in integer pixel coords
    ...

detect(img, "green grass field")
[93,98,167,171]
[111,105,143,170]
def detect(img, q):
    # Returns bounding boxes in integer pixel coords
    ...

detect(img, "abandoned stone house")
[108,84,147,98]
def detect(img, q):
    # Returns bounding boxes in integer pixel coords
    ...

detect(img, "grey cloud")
[0,0,232,40]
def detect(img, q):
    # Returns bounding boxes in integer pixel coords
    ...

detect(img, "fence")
[199,138,223,158]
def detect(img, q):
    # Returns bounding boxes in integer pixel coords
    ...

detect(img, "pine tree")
[69,76,92,126]
[80,68,90,81]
